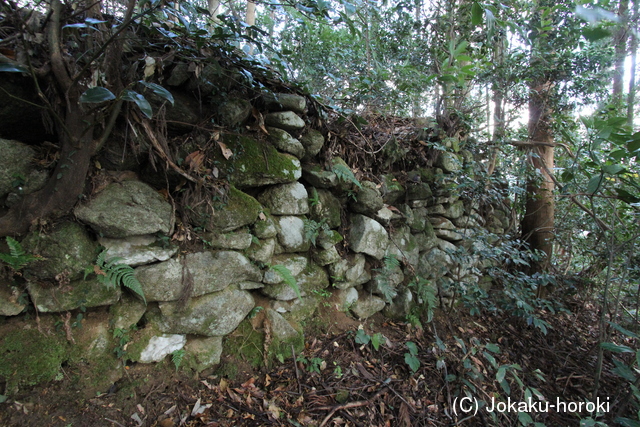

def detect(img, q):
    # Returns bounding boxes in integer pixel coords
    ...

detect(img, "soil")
[0,296,631,427]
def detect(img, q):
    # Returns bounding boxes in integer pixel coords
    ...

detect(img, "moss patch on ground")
[0,328,68,390]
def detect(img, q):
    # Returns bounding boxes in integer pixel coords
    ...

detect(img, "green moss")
[0,329,68,390]
[222,319,265,369]
[190,185,261,232]
[216,135,301,187]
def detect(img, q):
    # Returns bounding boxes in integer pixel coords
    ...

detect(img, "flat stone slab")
[75,180,172,238]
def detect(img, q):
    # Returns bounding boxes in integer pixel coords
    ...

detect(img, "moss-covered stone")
[27,277,122,313]
[23,221,98,281]
[215,135,301,188]
[302,164,338,188]
[380,174,405,205]
[310,188,342,229]
[0,328,67,390]
[217,98,252,127]
[191,185,261,232]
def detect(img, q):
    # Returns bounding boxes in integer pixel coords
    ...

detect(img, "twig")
[140,120,200,184]
[291,344,301,395]
[104,418,126,427]
[317,387,388,427]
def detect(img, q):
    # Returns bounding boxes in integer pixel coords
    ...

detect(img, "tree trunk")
[522,78,555,274]
[628,0,638,127]
[613,0,629,107]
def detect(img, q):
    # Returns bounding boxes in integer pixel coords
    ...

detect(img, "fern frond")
[0,237,37,271]
[383,255,400,270]
[331,164,362,189]
[270,264,301,299]
[94,250,146,304]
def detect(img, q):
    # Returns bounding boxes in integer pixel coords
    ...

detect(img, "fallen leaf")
[258,212,267,221]
[185,150,205,172]
[217,140,233,159]
[144,56,156,80]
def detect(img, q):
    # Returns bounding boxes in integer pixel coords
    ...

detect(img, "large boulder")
[217,98,252,127]
[386,226,419,267]
[135,251,261,302]
[348,214,389,260]
[75,180,172,238]
[302,164,338,188]
[351,291,386,319]
[157,286,255,336]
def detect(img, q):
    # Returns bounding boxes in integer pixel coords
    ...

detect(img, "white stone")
[139,334,186,363]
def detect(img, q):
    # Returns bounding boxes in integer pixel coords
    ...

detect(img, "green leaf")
[496,366,506,383]
[612,360,637,382]
[404,353,420,373]
[614,189,640,204]
[122,90,153,119]
[586,175,603,194]
[485,342,500,353]
[80,87,116,103]
[482,351,497,368]
[518,411,533,425]
[471,2,483,26]
[0,62,29,73]
[371,333,383,351]
[609,321,640,339]
[406,341,418,356]
[581,27,611,41]
[602,164,625,175]
[601,342,635,353]
[355,329,370,345]
[139,81,175,105]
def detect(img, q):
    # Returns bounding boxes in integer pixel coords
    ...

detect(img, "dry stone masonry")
[0,85,510,388]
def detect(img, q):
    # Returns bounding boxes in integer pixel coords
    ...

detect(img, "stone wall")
[0,86,510,389]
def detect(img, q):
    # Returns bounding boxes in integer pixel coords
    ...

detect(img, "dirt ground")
[0,296,632,427]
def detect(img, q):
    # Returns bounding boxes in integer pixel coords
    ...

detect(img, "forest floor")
[0,293,630,427]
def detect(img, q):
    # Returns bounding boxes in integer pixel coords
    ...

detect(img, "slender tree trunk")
[245,0,256,54]
[522,77,555,274]
[628,0,639,127]
[613,0,629,107]
[521,2,555,277]
[487,30,506,176]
